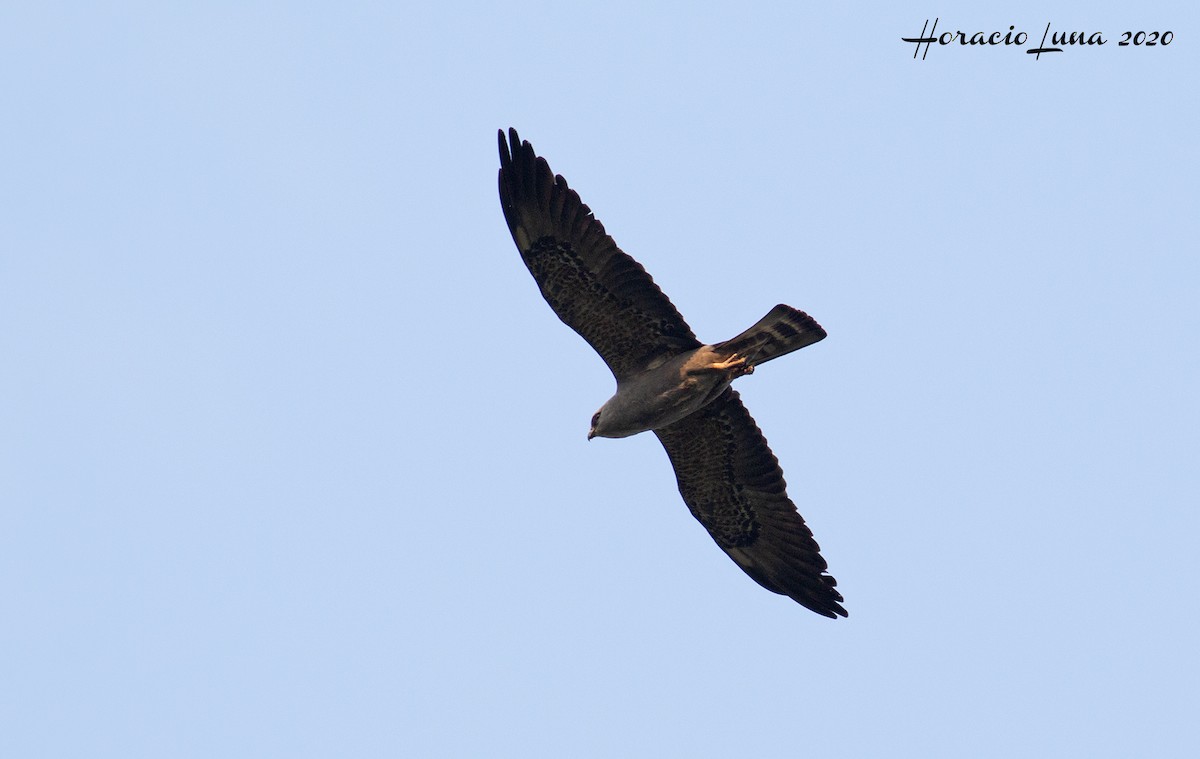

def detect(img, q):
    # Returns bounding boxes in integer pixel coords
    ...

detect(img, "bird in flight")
[497,128,846,618]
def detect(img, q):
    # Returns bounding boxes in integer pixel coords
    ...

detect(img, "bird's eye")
[591,411,601,425]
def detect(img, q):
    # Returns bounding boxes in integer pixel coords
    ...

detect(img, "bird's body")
[591,305,827,439]
[497,128,847,618]
[590,346,739,439]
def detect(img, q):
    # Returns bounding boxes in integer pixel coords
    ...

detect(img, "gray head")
[587,402,643,440]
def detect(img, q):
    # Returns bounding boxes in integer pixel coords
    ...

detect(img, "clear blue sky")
[3,2,1197,757]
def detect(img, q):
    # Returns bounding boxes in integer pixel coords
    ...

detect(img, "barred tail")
[715,304,826,366]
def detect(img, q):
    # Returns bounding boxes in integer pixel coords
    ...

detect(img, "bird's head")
[587,410,601,440]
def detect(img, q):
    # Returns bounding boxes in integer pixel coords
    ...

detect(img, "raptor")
[498,129,846,618]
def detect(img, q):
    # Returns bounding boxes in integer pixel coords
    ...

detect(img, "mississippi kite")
[498,128,846,618]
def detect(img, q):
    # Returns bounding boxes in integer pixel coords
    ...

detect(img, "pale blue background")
[3,2,1197,757]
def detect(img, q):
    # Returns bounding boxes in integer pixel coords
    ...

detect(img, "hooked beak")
[587,428,596,441]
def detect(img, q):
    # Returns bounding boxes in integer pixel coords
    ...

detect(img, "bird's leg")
[698,352,754,378]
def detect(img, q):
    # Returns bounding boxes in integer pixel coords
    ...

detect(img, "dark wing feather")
[654,388,847,618]
[498,128,700,379]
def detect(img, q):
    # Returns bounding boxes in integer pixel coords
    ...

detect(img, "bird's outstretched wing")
[654,388,847,618]
[498,128,701,379]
